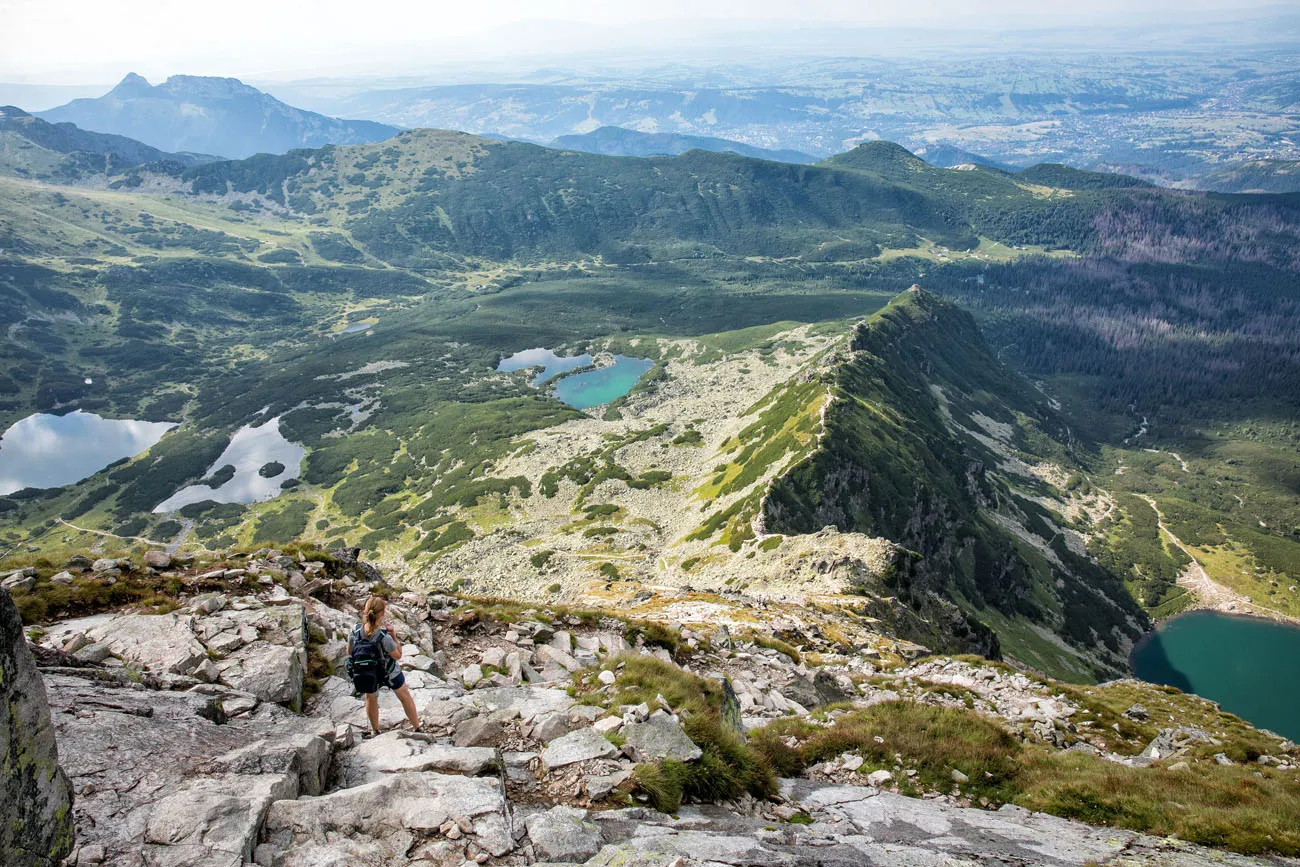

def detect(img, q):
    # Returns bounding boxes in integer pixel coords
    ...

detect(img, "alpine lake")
[1132,609,1300,741]
[0,411,176,496]
[498,349,654,410]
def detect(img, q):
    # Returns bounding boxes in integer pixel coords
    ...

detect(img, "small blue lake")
[553,356,655,409]
[0,411,176,495]
[498,348,593,385]
[339,321,373,334]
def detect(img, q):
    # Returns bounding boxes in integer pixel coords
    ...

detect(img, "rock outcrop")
[1,587,74,867]
[7,550,1298,866]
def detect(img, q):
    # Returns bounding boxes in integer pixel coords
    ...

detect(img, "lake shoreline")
[1156,597,1300,629]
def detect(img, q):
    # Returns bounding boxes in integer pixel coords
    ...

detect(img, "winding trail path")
[1137,495,1295,622]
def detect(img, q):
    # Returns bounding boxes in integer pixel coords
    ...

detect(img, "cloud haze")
[1,0,1292,82]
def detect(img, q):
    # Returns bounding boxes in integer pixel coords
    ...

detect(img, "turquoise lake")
[497,348,593,385]
[553,356,654,409]
[1131,610,1300,740]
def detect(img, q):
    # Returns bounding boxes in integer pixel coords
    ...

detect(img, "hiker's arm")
[387,635,402,660]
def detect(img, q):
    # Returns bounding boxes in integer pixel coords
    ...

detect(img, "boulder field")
[1,549,1296,866]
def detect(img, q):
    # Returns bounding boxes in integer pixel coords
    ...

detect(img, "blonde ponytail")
[362,596,386,635]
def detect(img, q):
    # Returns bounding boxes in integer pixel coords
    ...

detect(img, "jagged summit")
[109,71,153,96]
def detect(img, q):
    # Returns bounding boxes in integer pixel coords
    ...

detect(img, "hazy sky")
[1,0,1293,82]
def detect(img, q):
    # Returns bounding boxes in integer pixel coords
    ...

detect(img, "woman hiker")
[347,596,421,737]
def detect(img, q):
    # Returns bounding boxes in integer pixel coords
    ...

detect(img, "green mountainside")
[766,290,1144,678]
[0,105,214,180]
[1,127,1298,680]
[1195,158,1300,193]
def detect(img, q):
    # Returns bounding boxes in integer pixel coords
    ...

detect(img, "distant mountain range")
[551,126,817,163]
[0,105,214,180]
[39,74,400,159]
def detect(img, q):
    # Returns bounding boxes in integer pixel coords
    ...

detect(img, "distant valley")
[1,116,1298,687]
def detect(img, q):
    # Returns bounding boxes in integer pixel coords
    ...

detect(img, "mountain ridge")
[551,125,818,163]
[39,73,402,159]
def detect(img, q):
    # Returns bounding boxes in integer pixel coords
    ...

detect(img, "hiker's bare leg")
[365,692,380,733]
[394,683,420,730]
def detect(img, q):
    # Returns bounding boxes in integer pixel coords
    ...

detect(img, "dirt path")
[55,518,179,552]
[1137,495,1294,621]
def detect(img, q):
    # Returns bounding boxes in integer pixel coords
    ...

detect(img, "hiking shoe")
[361,729,379,740]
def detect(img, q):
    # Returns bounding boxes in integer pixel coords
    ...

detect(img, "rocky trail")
[3,549,1298,867]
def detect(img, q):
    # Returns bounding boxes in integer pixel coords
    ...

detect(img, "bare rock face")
[1,587,75,867]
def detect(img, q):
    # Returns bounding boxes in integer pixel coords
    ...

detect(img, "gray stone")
[49,571,76,586]
[541,727,619,770]
[73,642,113,664]
[585,769,632,800]
[262,771,504,845]
[2,572,36,591]
[531,710,581,743]
[622,714,702,763]
[144,550,173,570]
[454,716,503,747]
[217,642,304,709]
[87,613,209,675]
[1,587,75,866]
[337,731,498,786]
[211,733,333,796]
[535,643,582,672]
[142,772,297,865]
[526,806,603,862]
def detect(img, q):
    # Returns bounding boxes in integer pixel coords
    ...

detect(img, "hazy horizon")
[3,0,1298,86]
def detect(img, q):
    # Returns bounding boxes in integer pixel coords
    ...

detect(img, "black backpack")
[346,626,389,694]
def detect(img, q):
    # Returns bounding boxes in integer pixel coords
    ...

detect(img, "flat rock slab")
[336,731,497,786]
[525,806,603,862]
[44,673,312,866]
[622,714,702,763]
[142,772,297,867]
[262,771,505,848]
[88,613,209,675]
[471,684,574,721]
[541,727,619,770]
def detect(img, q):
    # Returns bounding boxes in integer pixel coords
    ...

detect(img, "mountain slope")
[39,73,401,159]
[0,105,213,180]
[551,126,817,163]
[765,289,1147,679]
[1194,158,1300,193]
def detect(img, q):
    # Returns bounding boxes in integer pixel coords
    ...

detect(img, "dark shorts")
[357,668,405,695]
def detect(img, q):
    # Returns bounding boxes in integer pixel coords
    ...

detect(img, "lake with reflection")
[498,348,593,385]
[154,416,305,512]
[0,411,176,495]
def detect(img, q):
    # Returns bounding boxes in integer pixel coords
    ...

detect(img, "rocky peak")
[159,74,272,102]
[108,72,153,98]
